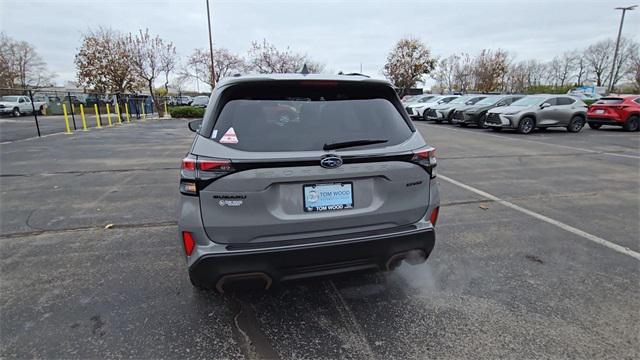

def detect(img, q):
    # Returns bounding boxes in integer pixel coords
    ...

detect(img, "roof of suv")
[217,73,391,87]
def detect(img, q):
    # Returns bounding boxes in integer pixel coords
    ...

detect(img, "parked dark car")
[451,95,523,128]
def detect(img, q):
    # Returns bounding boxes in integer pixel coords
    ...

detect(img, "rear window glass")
[596,98,624,104]
[212,84,412,152]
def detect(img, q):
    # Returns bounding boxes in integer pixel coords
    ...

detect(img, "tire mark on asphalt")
[0,167,178,178]
[0,220,177,239]
[227,292,279,360]
[323,280,375,359]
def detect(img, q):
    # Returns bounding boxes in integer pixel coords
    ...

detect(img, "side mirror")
[540,103,551,109]
[188,120,202,133]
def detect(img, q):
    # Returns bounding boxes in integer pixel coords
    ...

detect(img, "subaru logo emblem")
[320,155,343,169]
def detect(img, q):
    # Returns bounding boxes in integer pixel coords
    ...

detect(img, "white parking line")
[417,123,640,159]
[439,174,640,261]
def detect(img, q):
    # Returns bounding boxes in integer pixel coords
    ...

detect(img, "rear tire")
[623,115,639,132]
[517,117,535,134]
[567,116,585,133]
[12,107,20,117]
[588,123,602,130]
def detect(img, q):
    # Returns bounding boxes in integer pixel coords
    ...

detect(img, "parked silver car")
[485,95,588,134]
[179,74,440,292]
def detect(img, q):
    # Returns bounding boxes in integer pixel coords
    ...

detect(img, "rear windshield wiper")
[323,139,388,151]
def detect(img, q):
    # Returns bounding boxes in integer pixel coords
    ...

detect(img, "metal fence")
[0,88,197,142]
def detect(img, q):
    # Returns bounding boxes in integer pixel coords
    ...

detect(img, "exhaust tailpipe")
[385,249,427,270]
[216,272,273,293]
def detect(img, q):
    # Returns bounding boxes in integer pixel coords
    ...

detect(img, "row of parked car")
[402,93,640,133]
[168,95,209,108]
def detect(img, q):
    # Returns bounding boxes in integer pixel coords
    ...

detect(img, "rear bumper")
[188,223,436,290]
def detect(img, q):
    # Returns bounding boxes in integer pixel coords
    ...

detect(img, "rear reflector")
[429,207,440,226]
[182,231,195,256]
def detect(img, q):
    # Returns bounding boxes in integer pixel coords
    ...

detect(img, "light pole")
[206,0,216,88]
[608,5,637,93]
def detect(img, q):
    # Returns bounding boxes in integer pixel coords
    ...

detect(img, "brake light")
[181,157,196,171]
[429,206,440,226]
[182,231,195,256]
[180,156,234,195]
[412,147,437,178]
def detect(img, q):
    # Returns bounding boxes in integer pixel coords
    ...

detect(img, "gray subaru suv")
[178,74,440,292]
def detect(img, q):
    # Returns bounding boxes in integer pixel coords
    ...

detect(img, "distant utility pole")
[608,5,637,93]
[206,0,216,88]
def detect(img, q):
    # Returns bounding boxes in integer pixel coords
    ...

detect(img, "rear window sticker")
[219,127,238,144]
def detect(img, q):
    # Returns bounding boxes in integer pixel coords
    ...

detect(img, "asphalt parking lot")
[1,118,638,359]
[0,113,152,143]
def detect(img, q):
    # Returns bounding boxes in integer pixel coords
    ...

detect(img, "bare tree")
[383,37,437,96]
[0,32,53,88]
[186,48,246,88]
[610,37,639,91]
[574,53,589,86]
[507,61,529,93]
[127,29,175,113]
[0,32,17,88]
[453,53,474,93]
[247,39,324,74]
[159,42,177,94]
[629,50,640,92]
[431,54,459,93]
[75,28,140,93]
[472,49,509,92]
[584,40,614,86]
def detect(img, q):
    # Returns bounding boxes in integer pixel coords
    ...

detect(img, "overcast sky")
[1,0,639,90]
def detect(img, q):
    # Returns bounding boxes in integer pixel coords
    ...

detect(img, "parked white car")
[0,95,46,116]
[405,95,459,119]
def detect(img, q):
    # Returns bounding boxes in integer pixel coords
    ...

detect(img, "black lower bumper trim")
[189,228,435,288]
[587,118,623,126]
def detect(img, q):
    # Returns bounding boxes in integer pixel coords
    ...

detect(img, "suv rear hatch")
[189,80,434,245]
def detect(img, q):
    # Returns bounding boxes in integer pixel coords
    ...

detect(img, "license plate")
[595,109,605,114]
[303,183,353,212]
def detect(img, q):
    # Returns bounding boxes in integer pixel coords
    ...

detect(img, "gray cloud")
[1,0,638,89]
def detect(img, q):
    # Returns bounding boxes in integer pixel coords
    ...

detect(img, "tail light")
[180,155,234,195]
[429,206,440,226]
[412,147,437,178]
[182,231,195,256]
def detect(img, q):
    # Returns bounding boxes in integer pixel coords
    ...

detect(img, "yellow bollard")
[94,104,102,129]
[141,102,146,120]
[80,104,88,131]
[125,103,130,122]
[164,101,168,118]
[106,103,113,126]
[62,104,72,134]
[115,103,122,124]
